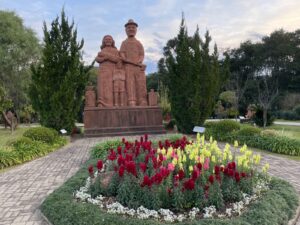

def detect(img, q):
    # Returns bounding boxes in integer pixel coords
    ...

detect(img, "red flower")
[125,161,137,176]
[235,172,241,182]
[141,175,152,187]
[208,174,214,184]
[167,188,172,195]
[107,149,117,161]
[204,184,210,191]
[216,174,221,182]
[192,169,199,181]
[139,162,147,173]
[117,155,125,166]
[88,165,94,175]
[241,172,247,178]
[119,165,125,177]
[140,136,144,143]
[160,167,170,178]
[224,167,229,175]
[214,165,220,175]
[159,153,164,162]
[158,141,163,149]
[152,172,163,184]
[97,160,103,171]
[122,138,126,143]
[228,161,236,170]
[144,134,148,141]
[197,162,202,171]
[178,169,185,180]
[125,154,133,161]
[117,146,122,155]
[228,169,234,177]
[184,179,195,190]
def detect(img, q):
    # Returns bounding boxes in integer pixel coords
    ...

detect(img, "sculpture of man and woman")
[96,19,147,108]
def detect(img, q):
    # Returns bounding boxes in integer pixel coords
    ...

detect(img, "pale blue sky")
[2,0,300,73]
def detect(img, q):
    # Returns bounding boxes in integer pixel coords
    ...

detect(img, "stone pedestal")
[84,106,165,137]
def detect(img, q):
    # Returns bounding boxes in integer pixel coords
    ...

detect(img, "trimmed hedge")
[41,140,299,225]
[0,127,67,169]
[204,121,300,156]
[23,127,59,144]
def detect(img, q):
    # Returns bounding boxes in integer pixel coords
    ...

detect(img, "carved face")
[103,36,113,47]
[125,24,137,37]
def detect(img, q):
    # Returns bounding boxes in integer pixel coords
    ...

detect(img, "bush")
[293,105,300,116]
[236,135,300,156]
[253,108,275,127]
[23,127,59,144]
[91,139,123,159]
[275,110,300,120]
[0,148,20,169]
[261,129,277,137]
[205,120,240,141]
[237,126,261,136]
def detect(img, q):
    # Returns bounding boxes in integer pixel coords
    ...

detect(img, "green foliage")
[30,9,92,132]
[205,120,240,141]
[275,110,300,120]
[237,126,261,136]
[23,127,59,144]
[254,108,275,127]
[162,18,224,133]
[146,72,159,91]
[0,85,13,113]
[0,10,41,110]
[208,182,224,210]
[41,154,299,225]
[159,82,171,118]
[0,128,66,169]
[0,148,20,169]
[91,140,123,159]
[221,178,243,203]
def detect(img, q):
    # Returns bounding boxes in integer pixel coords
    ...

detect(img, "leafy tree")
[30,9,92,132]
[161,17,223,133]
[146,72,159,91]
[0,11,41,110]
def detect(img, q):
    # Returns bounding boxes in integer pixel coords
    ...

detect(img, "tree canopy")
[159,18,225,133]
[30,9,92,132]
[0,10,41,110]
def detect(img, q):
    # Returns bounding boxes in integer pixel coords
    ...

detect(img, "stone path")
[0,136,300,225]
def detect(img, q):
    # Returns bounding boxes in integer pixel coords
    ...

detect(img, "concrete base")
[84,106,166,137]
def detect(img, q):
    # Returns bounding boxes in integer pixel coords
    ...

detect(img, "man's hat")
[125,19,138,27]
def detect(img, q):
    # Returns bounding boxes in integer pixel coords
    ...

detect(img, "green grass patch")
[0,126,32,147]
[268,124,300,141]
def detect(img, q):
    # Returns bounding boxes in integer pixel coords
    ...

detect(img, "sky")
[2,0,300,73]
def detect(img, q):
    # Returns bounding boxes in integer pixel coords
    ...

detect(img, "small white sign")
[193,126,205,133]
[60,129,67,134]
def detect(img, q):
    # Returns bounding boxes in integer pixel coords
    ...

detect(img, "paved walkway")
[0,136,300,225]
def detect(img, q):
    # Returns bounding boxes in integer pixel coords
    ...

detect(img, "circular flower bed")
[75,134,270,222]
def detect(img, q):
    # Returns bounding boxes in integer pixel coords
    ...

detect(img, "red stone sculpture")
[95,35,119,107]
[113,61,126,107]
[148,89,158,106]
[120,19,147,106]
[85,86,96,107]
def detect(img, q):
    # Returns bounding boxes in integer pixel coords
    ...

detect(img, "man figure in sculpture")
[120,19,147,106]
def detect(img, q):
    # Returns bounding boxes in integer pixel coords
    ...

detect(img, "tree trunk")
[1,111,11,127]
[263,108,267,128]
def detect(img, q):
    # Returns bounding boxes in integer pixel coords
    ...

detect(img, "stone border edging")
[289,197,300,225]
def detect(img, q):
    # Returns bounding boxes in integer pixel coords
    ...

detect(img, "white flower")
[188,207,200,219]
[225,208,232,217]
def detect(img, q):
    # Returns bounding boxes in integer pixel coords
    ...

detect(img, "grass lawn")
[0,126,32,147]
[268,124,300,141]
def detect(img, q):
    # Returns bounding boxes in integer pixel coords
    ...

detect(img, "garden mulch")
[0,136,299,225]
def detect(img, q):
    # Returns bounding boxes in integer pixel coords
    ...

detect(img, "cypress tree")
[163,17,223,133]
[30,9,92,132]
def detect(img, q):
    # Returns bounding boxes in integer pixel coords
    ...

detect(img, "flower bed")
[76,135,272,222]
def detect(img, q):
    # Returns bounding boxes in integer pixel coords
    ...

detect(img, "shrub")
[205,120,240,141]
[261,129,278,137]
[293,104,300,116]
[23,127,59,144]
[237,126,261,136]
[253,108,275,127]
[0,149,20,169]
[91,139,123,159]
[275,110,300,120]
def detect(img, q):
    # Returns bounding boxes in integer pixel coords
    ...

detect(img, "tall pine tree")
[30,9,92,132]
[162,17,223,133]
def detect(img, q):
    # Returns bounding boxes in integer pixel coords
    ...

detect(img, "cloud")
[2,0,300,73]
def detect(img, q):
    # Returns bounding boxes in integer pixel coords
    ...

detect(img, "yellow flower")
[161,148,166,155]
[209,136,213,143]
[182,154,187,162]
[254,154,261,165]
[262,163,270,173]
[234,140,239,148]
[245,150,253,158]
[172,158,178,165]
[179,163,183,169]
[211,155,216,163]
[189,165,193,172]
